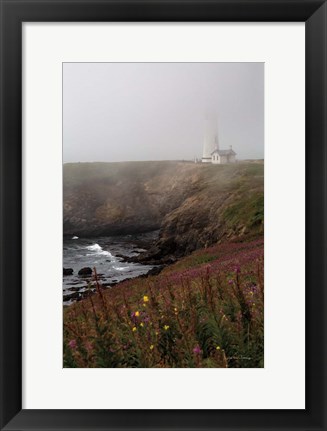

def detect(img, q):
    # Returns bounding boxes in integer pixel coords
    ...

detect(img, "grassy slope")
[64,237,264,368]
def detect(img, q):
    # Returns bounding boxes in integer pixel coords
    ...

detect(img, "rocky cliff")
[64,161,263,260]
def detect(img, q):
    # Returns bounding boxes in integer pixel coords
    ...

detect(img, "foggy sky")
[63,63,264,162]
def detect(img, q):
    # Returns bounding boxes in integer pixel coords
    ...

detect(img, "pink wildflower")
[193,345,201,355]
[68,339,77,349]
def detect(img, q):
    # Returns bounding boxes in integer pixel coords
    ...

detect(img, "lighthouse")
[202,112,218,163]
[201,113,237,164]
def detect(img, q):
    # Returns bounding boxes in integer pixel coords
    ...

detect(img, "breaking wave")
[86,243,102,252]
[86,243,113,257]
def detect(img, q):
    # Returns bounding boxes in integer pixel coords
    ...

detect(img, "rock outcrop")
[78,267,93,276]
[63,268,73,276]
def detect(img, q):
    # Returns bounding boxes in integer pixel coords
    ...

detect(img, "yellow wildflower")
[143,303,147,307]
[216,346,221,350]
[150,345,154,350]
[140,322,144,327]
[174,307,178,312]
[132,326,137,332]
[164,325,170,331]
[143,295,149,302]
[135,311,140,317]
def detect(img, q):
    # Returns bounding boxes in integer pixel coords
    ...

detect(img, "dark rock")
[146,266,165,276]
[78,267,92,276]
[160,256,177,265]
[63,268,73,276]
[63,289,95,302]
[63,291,80,302]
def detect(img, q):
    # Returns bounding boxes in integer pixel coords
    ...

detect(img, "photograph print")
[63,62,264,368]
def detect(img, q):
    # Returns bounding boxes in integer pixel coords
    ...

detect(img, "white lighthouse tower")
[202,112,218,163]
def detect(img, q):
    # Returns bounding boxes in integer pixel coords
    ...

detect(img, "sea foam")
[86,243,113,257]
[87,243,102,252]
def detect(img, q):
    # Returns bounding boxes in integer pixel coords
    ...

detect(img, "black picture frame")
[0,0,326,430]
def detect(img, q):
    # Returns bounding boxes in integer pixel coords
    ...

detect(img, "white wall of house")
[210,152,236,164]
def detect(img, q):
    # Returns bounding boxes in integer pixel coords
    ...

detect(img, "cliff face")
[64,161,201,236]
[64,161,263,258]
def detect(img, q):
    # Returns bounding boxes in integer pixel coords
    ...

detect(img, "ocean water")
[63,232,157,304]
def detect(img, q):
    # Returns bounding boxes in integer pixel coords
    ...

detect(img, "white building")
[211,147,236,164]
[201,113,236,164]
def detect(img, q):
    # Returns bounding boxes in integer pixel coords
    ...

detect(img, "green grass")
[223,193,264,232]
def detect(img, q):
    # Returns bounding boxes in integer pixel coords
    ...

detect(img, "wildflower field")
[64,238,264,368]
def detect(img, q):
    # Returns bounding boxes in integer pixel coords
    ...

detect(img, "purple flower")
[68,339,77,349]
[193,345,201,355]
